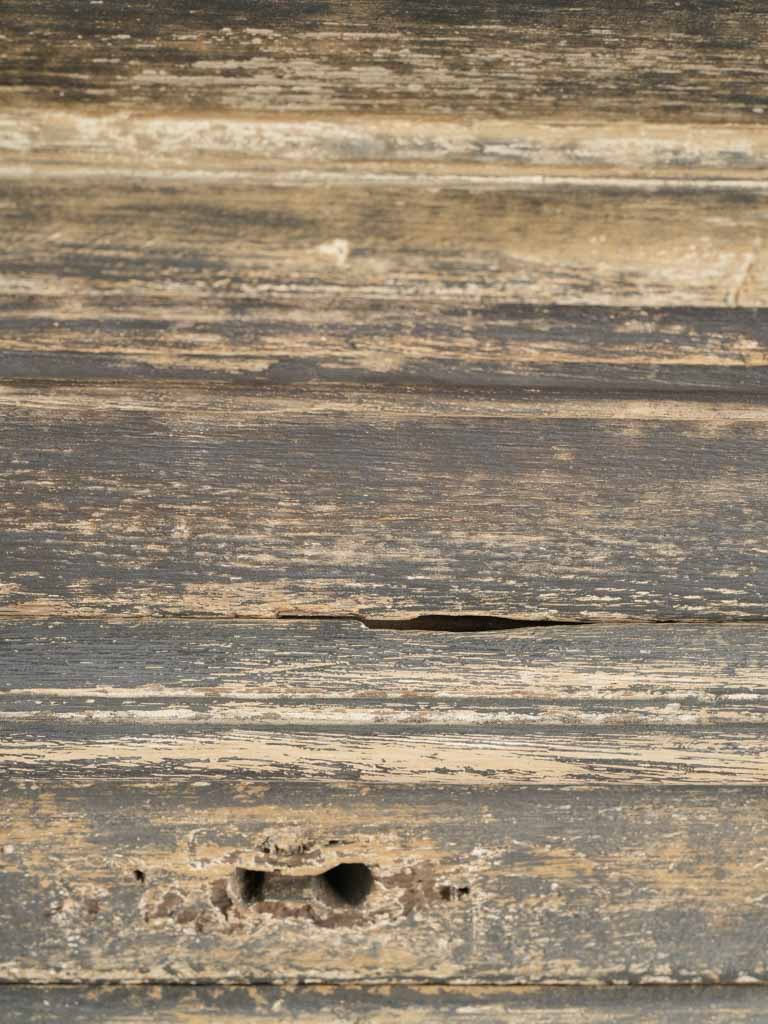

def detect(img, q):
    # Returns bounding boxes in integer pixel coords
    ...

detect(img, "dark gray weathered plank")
[0,383,766,621]
[3,619,768,784]
[3,983,768,1023]
[3,779,768,983]
[2,304,768,390]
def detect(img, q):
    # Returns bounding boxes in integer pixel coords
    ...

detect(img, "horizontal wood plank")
[2,174,768,308]
[2,0,767,129]
[3,619,768,785]
[2,302,768,389]
[8,114,768,178]
[3,779,768,983]
[6,0,768,1004]
[3,983,768,1022]
[0,383,766,621]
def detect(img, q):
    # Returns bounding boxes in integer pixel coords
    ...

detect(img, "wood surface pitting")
[3,781,768,984]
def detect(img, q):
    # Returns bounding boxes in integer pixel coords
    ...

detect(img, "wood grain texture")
[2,0,767,126]
[4,984,768,1023]
[4,619,768,785]
[4,2,768,1004]
[2,173,768,309]
[8,113,768,178]
[0,382,766,621]
[2,302,768,390]
[6,0,768,179]
[3,779,768,983]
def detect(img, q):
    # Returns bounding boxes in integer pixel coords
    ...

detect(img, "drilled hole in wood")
[235,868,266,904]
[440,884,470,901]
[320,863,374,906]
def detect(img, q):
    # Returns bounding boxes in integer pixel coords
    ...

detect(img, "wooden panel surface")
[1,304,767,390]
[3,619,768,785]
[2,173,767,309]
[8,113,768,178]
[1,383,766,621]
[2,0,766,126]
[3,0,768,1008]
[3,779,768,984]
[4,983,768,1023]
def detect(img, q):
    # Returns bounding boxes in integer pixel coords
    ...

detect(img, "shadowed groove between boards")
[279,614,768,632]
[1,612,768,631]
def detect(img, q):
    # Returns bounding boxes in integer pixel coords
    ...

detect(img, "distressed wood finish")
[8,113,768,178]
[1,304,767,390]
[3,780,768,984]
[5,984,768,1023]
[2,0,767,127]
[3,619,768,785]
[5,0,768,189]
[1,383,767,621]
[4,0,768,1007]
[2,174,768,310]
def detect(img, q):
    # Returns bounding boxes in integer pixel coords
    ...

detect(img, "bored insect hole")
[440,884,470,901]
[321,863,374,907]
[236,867,266,904]
[133,869,146,883]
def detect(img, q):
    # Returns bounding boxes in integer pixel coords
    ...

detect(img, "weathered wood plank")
[3,620,768,785]
[4,983,768,1023]
[2,0,766,129]
[2,174,767,308]
[3,779,768,983]
[0,383,766,621]
[7,113,768,178]
[2,303,768,390]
